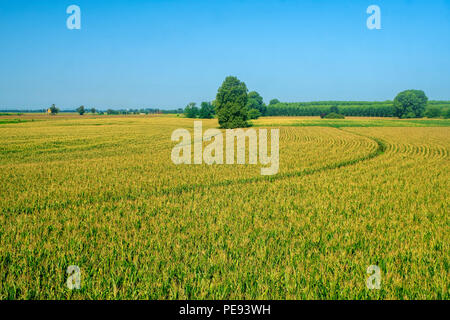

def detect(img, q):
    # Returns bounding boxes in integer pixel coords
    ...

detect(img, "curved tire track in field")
[5,128,387,215]
[159,128,387,196]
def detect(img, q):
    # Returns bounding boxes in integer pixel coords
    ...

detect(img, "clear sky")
[0,0,449,110]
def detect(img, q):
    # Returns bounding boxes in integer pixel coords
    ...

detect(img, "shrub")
[443,109,450,119]
[49,104,59,115]
[76,106,85,115]
[184,103,199,118]
[248,108,261,120]
[198,102,214,119]
[424,106,442,118]
[324,112,345,119]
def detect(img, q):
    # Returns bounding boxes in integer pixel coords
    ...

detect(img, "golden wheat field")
[0,115,449,299]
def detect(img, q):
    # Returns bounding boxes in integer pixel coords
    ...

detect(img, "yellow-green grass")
[0,116,448,299]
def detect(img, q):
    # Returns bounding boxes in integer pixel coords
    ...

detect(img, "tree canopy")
[215,76,249,128]
[247,108,261,119]
[424,106,441,118]
[444,109,450,119]
[49,104,59,114]
[393,90,428,118]
[324,112,345,119]
[246,91,266,117]
[269,99,280,105]
[184,103,199,118]
[199,102,215,119]
[76,105,85,115]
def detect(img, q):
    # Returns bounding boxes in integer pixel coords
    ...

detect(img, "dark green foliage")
[264,100,450,118]
[424,106,442,118]
[330,105,339,114]
[198,102,215,119]
[393,90,428,118]
[90,108,96,114]
[101,108,182,115]
[76,105,85,115]
[184,103,199,118]
[248,108,261,119]
[0,119,31,124]
[324,112,345,119]
[246,91,267,116]
[49,104,59,114]
[215,76,249,128]
[443,109,450,119]
[266,102,396,117]
[269,99,280,105]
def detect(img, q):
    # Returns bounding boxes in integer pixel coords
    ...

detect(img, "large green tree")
[393,90,428,118]
[215,76,249,128]
[184,102,199,118]
[199,102,215,119]
[49,104,59,115]
[246,91,266,117]
[76,105,85,115]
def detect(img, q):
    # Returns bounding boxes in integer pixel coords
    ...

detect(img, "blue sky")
[0,0,449,110]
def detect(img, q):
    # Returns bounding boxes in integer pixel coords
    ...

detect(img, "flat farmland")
[0,116,448,299]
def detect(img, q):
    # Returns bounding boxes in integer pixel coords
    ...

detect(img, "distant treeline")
[0,109,45,113]
[2,100,450,118]
[266,101,450,117]
[0,108,184,114]
[104,108,183,115]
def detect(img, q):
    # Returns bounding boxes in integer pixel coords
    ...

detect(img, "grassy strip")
[0,119,33,124]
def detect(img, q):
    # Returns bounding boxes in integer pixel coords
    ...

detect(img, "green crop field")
[0,115,448,299]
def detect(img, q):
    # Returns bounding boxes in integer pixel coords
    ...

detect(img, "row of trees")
[46,85,449,124]
[424,106,450,118]
[265,104,396,117]
[184,102,215,119]
[48,104,96,115]
[47,105,182,115]
[75,106,96,115]
[105,108,183,115]
[266,92,450,119]
[185,79,450,128]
